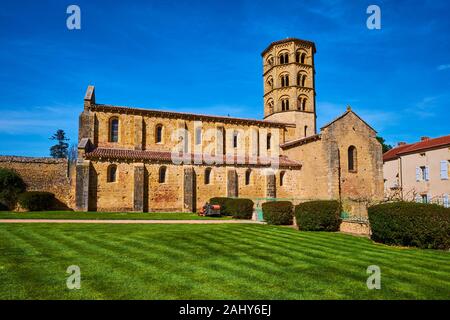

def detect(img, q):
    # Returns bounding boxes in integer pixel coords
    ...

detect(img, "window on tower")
[281,74,289,87]
[281,98,289,111]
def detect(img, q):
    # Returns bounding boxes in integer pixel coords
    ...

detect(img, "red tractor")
[199,202,221,217]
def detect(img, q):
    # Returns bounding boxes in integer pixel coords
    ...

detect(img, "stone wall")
[0,156,72,208]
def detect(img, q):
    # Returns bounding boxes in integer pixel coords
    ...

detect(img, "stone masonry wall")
[0,156,72,208]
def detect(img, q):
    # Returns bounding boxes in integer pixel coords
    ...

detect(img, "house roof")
[85,148,302,169]
[261,38,316,56]
[320,108,377,133]
[280,134,321,149]
[383,135,450,161]
[89,104,295,128]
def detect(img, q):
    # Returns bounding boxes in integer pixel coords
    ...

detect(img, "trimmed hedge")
[209,197,232,216]
[18,191,55,211]
[209,197,254,219]
[368,202,450,250]
[262,201,293,225]
[295,200,341,231]
[0,168,26,209]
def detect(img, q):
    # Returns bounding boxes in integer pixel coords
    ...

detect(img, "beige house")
[383,135,450,207]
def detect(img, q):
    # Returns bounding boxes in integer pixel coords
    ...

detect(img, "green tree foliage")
[50,129,69,159]
[376,136,393,153]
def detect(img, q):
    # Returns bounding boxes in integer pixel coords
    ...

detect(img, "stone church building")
[75,38,384,215]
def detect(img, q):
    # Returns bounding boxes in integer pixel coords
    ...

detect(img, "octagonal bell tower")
[262,38,317,139]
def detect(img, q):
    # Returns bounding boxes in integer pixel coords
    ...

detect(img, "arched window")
[267,133,271,150]
[280,74,289,87]
[284,53,289,63]
[295,52,300,63]
[109,117,119,142]
[267,56,274,66]
[279,54,284,64]
[107,164,117,183]
[301,53,306,64]
[348,146,357,172]
[233,131,238,148]
[266,76,273,90]
[204,167,212,185]
[267,99,274,114]
[281,98,289,111]
[159,166,167,183]
[301,75,307,87]
[279,52,289,64]
[297,96,307,111]
[156,124,163,143]
[195,127,202,145]
[304,126,308,137]
[245,169,251,185]
[280,171,285,186]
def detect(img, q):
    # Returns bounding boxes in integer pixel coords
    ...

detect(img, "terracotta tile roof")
[90,104,295,128]
[85,148,302,169]
[261,38,316,56]
[383,135,450,161]
[280,134,321,149]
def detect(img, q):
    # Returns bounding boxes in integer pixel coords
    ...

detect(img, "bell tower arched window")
[280,74,289,87]
[281,98,289,111]
[279,52,289,64]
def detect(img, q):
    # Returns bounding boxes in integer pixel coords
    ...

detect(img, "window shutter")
[416,167,421,181]
[444,194,449,208]
[441,161,448,180]
[425,166,430,181]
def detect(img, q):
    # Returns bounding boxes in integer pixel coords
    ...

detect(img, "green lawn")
[0,211,231,220]
[0,223,449,299]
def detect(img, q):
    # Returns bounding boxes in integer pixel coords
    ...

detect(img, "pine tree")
[49,129,69,159]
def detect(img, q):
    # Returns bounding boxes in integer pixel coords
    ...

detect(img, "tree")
[50,129,69,159]
[376,136,393,154]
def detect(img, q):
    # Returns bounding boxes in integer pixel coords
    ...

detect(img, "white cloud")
[437,64,450,71]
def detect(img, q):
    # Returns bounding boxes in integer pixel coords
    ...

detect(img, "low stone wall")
[0,156,73,209]
[340,220,371,236]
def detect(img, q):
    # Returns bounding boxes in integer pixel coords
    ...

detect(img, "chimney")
[420,136,430,141]
[398,142,406,146]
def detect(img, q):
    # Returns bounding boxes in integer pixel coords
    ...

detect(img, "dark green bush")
[262,201,293,225]
[295,200,341,231]
[228,198,254,219]
[368,202,450,250]
[18,191,55,211]
[0,168,26,209]
[209,197,233,216]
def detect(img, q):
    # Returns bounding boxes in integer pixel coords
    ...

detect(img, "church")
[75,38,384,216]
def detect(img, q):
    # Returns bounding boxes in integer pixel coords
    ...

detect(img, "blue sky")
[0,0,449,156]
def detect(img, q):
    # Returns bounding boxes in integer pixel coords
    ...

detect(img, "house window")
[245,169,251,185]
[280,171,285,186]
[348,146,357,172]
[421,194,428,204]
[205,167,211,185]
[233,132,238,148]
[109,118,119,142]
[267,133,271,150]
[440,160,449,180]
[156,124,163,143]
[107,165,117,182]
[417,166,429,181]
[159,166,167,183]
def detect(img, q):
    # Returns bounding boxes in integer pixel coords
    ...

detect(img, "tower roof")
[261,38,316,56]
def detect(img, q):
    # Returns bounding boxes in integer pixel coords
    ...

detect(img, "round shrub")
[262,201,293,225]
[18,191,55,211]
[368,202,450,250]
[227,198,254,219]
[0,168,26,209]
[295,200,341,231]
[209,197,233,216]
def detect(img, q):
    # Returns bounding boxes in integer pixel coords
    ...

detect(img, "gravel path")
[0,219,264,224]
